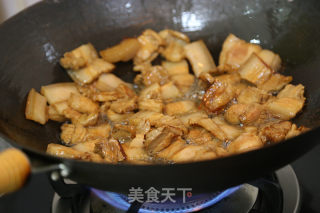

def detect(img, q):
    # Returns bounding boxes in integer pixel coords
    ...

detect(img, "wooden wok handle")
[0,148,31,194]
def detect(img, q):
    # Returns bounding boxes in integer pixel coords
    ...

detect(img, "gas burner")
[51,165,300,213]
[91,186,240,212]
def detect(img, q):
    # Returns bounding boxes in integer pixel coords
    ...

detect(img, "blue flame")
[91,185,240,212]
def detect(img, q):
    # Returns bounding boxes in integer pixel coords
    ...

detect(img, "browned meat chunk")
[259,121,292,143]
[60,43,98,70]
[224,103,264,125]
[227,133,263,154]
[25,88,48,125]
[100,38,140,63]
[184,40,217,77]
[238,53,272,85]
[219,34,262,72]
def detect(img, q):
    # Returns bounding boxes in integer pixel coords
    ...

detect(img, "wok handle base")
[0,148,31,194]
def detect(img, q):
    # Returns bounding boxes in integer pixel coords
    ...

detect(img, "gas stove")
[1,145,320,213]
[51,165,299,213]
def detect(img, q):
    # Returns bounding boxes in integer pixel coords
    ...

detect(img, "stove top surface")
[1,145,320,213]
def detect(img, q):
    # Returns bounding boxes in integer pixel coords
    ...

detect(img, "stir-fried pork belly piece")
[110,97,138,114]
[48,105,66,122]
[170,144,217,163]
[257,50,282,72]
[196,118,227,141]
[94,138,125,163]
[121,134,150,164]
[25,88,48,125]
[184,40,217,77]
[140,64,169,86]
[165,101,196,115]
[202,73,240,112]
[41,83,79,104]
[212,116,243,140]
[159,29,190,62]
[186,128,213,145]
[68,93,99,113]
[60,43,98,70]
[266,84,305,120]
[219,34,262,72]
[238,53,273,86]
[100,38,140,63]
[224,103,264,125]
[171,74,195,93]
[60,123,110,145]
[67,58,115,84]
[145,127,176,156]
[138,98,163,113]
[227,133,263,154]
[160,82,182,100]
[95,73,128,91]
[259,121,309,144]
[162,60,189,76]
[47,143,103,162]
[259,121,293,143]
[134,29,164,64]
[24,29,307,164]
[258,73,292,92]
[156,138,186,159]
[237,86,270,104]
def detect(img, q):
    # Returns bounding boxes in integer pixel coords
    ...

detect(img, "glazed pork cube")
[100,38,140,63]
[266,84,305,120]
[41,82,79,104]
[145,128,175,155]
[60,43,98,70]
[171,145,217,163]
[141,65,169,86]
[139,83,161,99]
[95,73,128,92]
[159,29,190,62]
[171,74,195,93]
[110,98,138,114]
[196,118,227,141]
[121,134,149,163]
[227,133,263,154]
[277,84,305,100]
[265,97,304,120]
[257,49,281,71]
[258,74,292,92]
[178,111,208,127]
[135,29,163,63]
[184,40,217,77]
[212,116,242,140]
[237,86,270,104]
[202,76,236,112]
[259,121,292,143]
[224,103,264,125]
[47,105,66,122]
[156,138,186,159]
[94,138,125,163]
[25,88,48,125]
[219,34,262,72]
[67,58,115,84]
[160,82,182,100]
[106,109,133,122]
[138,98,163,113]
[162,60,189,76]
[68,93,99,113]
[238,53,272,85]
[165,100,196,115]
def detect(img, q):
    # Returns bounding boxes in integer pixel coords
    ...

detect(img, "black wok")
[0,0,320,194]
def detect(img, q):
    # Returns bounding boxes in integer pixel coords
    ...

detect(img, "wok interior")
[0,0,320,156]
